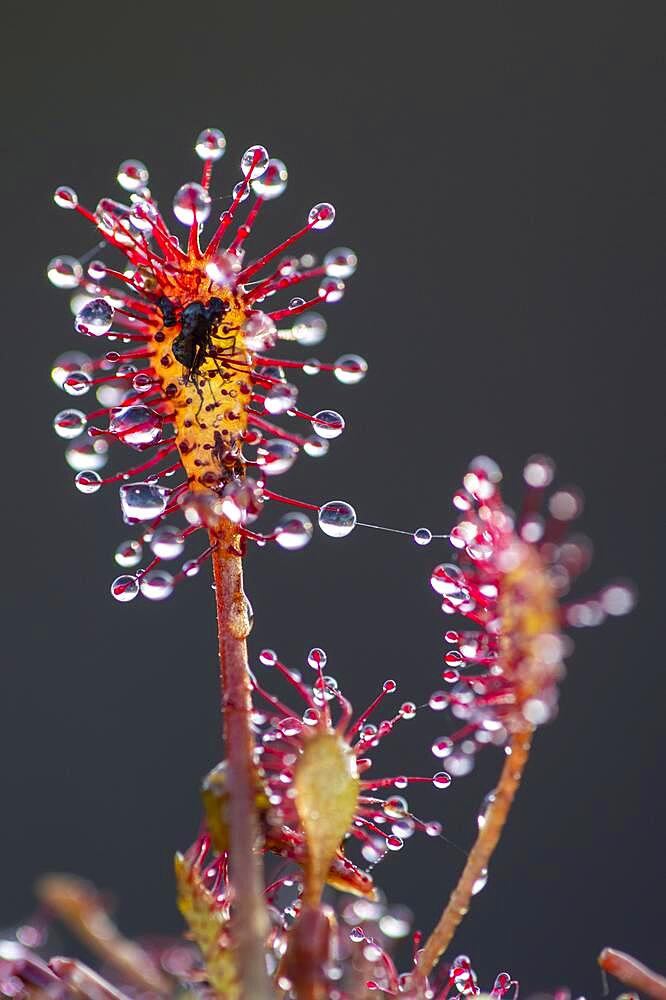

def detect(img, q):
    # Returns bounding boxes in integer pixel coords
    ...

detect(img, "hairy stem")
[210,522,272,1000]
[417,726,534,977]
[600,948,666,1000]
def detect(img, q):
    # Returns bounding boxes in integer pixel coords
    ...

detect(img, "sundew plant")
[3,129,662,1000]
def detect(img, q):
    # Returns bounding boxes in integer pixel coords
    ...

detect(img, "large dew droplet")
[173,182,211,225]
[195,127,227,161]
[115,539,143,568]
[334,354,367,385]
[74,470,102,494]
[66,439,109,472]
[53,409,87,439]
[119,483,168,523]
[264,383,298,415]
[63,371,92,396]
[111,575,139,602]
[318,500,357,538]
[292,313,327,346]
[109,405,162,447]
[311,410,345,439]
[47,255,83,289]
[54,186,78,210]
[318,277,345,302]
[240,145,269,177]
[140,569,174,600]
[252,158,288,199]
[308,202,336,230]
[258,439,299,476]
[324,247,358,278]
[117,159,149,191]
[150,525,185,560]
[275,512,313,550]
[75,298,114,336]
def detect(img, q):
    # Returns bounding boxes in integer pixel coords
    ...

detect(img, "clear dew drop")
[195,128,227,161]
[311,409,345,439]
[384,795,408,819]
[140,569,174,601]
[318,276,345,302]
[119,483,168,523]
[150,525,185,560]
[349,927,365,943]
[275,512,313,550]
[66,439,109,472]
[110,575,139,602]
[433,771,452,789]
[324,247,357,278]
[232,181,251,203]
[303,435,329,458]
[303,358,321,375]
[115,539,143,568]
[63,371,92,396]
[472,868,488,895]
[432,736,454,759]
[308,202,336,230]
[109,405,162,447]
[413,527,433,546]
[429,691,449,711]
[241,144,269,177]
[318,500,357,538]
[334,354,367,385]
[264,383,298,415]
[75,298,114,336]
[243,312,277,351]
[47,255,83,289]
[292,313,327,346]
[173,182,211,225]
[252,158,288,199]
[87,260,107,281]
[289,296,306,310]
[53,409,87,439]
[117,159,149,191]
[74,470,102,494]
[54,186,78,210]
[258,439,299,475]
[307,647,327,670]
[477,790,496,830]
[132,372,154,393]
[259,648,278,666]
[385,835,404,852]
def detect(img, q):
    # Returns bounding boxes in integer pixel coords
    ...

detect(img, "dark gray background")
[2,2,663,995]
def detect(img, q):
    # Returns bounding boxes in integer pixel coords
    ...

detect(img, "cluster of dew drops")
[48,129,444,603]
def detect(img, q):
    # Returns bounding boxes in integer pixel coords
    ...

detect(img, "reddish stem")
[600,948,666,1000]
[417,726,534,977]
[210,520,272,1000]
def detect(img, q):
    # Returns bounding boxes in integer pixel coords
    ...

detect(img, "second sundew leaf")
[294,731,360,906]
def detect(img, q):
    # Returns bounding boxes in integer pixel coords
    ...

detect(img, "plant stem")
[599,948,666,1000]
[417,726,534,978]
[210,521,272,1000]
